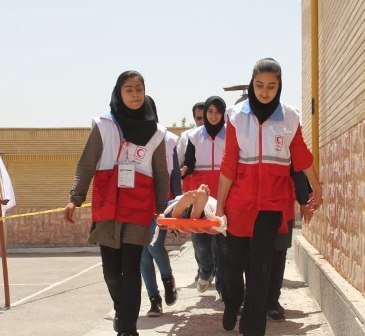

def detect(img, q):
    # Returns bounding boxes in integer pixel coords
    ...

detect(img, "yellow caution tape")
[0,203,91,221]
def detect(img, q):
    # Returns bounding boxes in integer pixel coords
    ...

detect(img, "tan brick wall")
[2,153,87,207]
[0,128,91,207]
[317,0,365,147]
[4,206,191,248]
[5,207,91,246]
[301,0,365,295]
[301,0,312,146]
[303,121,365,295]
[0,127,191,247]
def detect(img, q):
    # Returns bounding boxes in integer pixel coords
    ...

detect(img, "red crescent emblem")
[136,148,144,158]
[134,146,146,162]
[275,135,283,146]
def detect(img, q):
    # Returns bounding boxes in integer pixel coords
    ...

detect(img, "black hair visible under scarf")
[110,71,157,146]
[203,96,226,139]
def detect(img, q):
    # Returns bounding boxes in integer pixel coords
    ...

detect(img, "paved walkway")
[84,237,334,336]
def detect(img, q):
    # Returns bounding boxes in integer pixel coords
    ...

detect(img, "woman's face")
[206,104,222,125]
[253,72,280,104]
[120,76,145,110]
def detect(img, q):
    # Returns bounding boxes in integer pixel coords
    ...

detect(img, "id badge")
[118,164,135,188]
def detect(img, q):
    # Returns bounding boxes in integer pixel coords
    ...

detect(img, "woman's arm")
[170,147,182,197]
[290,165,314,222]
[64,125,103,222]
[289,126,322,210]
[303,164,322,210]
[216,119,238,216]
[182,139,196,177]
[216,173,233,217]
[290,126,314,172]
[290,165,309,205]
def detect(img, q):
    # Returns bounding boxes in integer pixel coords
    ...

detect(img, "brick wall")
[301,0,312,144]
[0,127,192,248]
[303,121,365,294]
[301,0,365,295]
[302,0,365,146]
[4,206,191,248]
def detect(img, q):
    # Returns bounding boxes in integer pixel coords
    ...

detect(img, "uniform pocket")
[92,167,118,220]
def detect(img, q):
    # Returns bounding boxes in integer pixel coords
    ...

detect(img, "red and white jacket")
[221,100,313,237]
[91,114,166,226]
[188,125,226,198]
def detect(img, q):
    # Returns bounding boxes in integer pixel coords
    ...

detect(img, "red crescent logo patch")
[134,146,147,163]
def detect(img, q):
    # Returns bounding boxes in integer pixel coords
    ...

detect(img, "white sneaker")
[197,278,211,293]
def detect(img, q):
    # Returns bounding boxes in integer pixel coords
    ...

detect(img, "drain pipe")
[311,0,319,174]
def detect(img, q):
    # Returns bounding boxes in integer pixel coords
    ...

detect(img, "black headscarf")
[203,96,226,139]
[248,78,282,124]
[110,71,157,146]
[248,58,282,124]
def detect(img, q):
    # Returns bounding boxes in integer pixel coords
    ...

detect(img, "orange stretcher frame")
[156,217,221,234]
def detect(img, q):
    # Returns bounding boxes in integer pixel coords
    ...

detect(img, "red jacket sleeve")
[290,126,313,171]
[220,119,239,180]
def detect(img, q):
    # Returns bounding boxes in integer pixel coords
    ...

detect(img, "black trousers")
[267,249,287,307]
[222,232,250,310]
[239,211,281,336]
[267,218,294,307]
[100,243,143,333]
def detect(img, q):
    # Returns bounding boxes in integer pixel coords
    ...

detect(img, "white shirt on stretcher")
[163,195,217,221]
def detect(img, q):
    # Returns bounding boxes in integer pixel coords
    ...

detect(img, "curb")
[294,235,365,336]
[5,245,182,255]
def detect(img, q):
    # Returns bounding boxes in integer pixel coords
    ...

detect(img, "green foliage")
[171,117,194,128]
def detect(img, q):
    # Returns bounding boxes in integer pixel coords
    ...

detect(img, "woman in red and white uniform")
[64,70,169,336]
[182,96,227,299]
[216,58,322,336]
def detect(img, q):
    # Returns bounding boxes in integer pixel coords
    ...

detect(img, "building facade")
[301,0,365,295]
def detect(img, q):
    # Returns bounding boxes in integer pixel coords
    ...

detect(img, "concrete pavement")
[83,234,335,336]
[2,230,365,335]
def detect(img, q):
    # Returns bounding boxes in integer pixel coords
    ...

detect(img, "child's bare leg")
[190,184,209,219]
[171,191,195,218]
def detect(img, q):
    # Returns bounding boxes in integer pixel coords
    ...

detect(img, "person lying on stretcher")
[168,184,213,219]
[155,184,227,236]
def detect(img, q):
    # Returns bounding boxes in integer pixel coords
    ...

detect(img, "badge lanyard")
[117,141,135,188]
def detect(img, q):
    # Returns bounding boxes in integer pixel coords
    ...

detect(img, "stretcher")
[156,216,222,234]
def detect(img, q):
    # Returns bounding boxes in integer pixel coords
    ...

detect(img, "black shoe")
[274,301,285,315]
[147,295,162,317]
[223,306,237,331]
[117,332,139,336]
[267,307,285,321]
[267,300,285,321]
[237,302,244,315]
[113,314,118,332]
[162,275,178,306]
[267,300,284,314]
